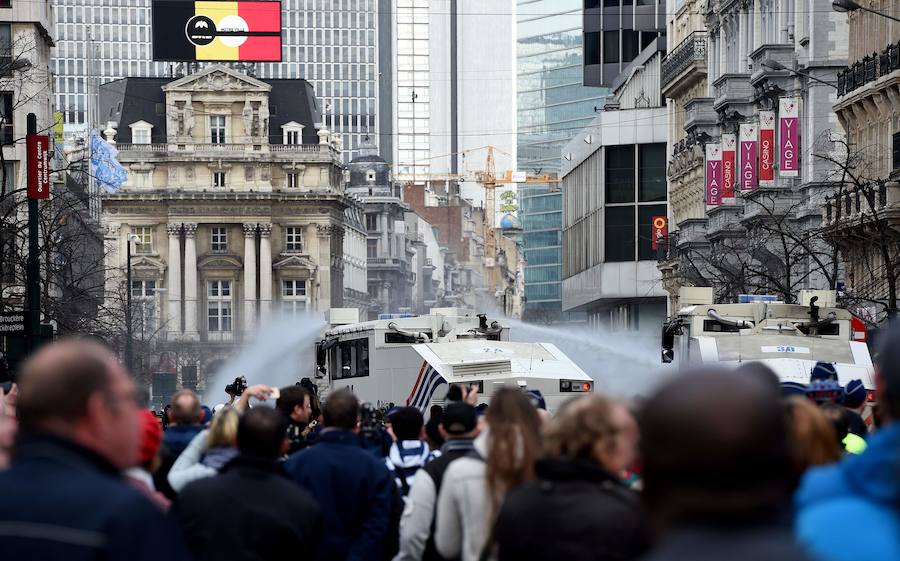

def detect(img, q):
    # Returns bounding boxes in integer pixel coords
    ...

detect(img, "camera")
[225,376,248,397]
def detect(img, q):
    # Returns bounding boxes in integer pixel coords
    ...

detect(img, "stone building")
[659,0,847,310]
[825,2,900,322]
[345,148,416,319]
[99,65,349,387]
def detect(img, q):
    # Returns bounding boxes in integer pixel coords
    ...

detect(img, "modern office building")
[516,0,607,322]
[560,41,669,333]
[582,0,666,88]
[52,0,381,162]
[393,0,516,181]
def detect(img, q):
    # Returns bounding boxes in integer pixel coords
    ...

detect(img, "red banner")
[759,111,775,184]
[721,133,736,200]
[651,216,668,250]
[26,134,51,199]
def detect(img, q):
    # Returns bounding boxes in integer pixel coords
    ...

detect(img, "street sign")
[26,134,51,199]
[651,216,668,250]
[0,312,26,335]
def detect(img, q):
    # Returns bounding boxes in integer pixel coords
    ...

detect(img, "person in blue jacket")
[0,339,192,561]
[795,328,900,561]
[284,388,395,561]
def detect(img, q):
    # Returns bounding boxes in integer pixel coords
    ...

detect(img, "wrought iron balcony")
[661,32,708,90]
[837,41,900,97]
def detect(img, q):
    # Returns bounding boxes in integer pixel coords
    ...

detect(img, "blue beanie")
[806,379,843,403]
[810,361,839,383]
[843,379,867,408]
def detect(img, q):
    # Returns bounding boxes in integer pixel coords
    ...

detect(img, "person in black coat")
[0,340,192,561]
[638,369,814,561]
[495,395,645,561]
[174,407,322,561]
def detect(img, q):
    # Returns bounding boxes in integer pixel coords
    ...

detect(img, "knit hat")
[136,409,163,466]
[806,379,843,404]
[843,379,867,408]
[810,361,839,383]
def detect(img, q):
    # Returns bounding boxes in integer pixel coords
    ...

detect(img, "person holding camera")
[276,385,316,454]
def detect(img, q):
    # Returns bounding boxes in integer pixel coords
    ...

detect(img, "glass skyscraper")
[52,0,379,162]
[517,0,607,322]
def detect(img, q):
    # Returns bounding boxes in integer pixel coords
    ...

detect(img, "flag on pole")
[90,130,128,192]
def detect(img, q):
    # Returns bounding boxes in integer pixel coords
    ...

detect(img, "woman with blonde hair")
[493,394,645,561]
[168,407,240,493]
[435,388,542,561]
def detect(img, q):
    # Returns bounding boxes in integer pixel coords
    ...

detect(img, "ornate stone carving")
[245,166,255,181]
[242,100,254,138]
[260,165,271,181]
[105,223,122,238]
[185,167,194,182]
[316,224,332,237]
[167,223,182,237]
[183,222,198,237]
[243,223,258,237]
[258,223,273,238]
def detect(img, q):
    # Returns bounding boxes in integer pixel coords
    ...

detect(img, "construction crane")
[393,145,554,295]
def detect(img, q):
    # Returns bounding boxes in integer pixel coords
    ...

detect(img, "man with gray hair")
[0,339,191,561]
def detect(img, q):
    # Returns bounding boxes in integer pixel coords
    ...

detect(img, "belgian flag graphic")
[152,1,282,62]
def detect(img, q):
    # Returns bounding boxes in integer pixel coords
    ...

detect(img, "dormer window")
[281,121,304,145]
[129,120,153,145]
[366,170,376,183]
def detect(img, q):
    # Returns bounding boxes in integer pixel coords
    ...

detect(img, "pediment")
[198,254,243,270]
[273,254,318,270]
[163,65,271,93]
[132,255,167,274]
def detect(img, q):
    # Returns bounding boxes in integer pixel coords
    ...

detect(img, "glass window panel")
[605,206,635,262]
[639,143,667,202]
[606,145,635,203]
[603,30,619,64]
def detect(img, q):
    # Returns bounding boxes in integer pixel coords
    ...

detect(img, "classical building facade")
[826,1,900,322]
[100,65,349,385]
[345,150,416,319]
[659,0,847,310]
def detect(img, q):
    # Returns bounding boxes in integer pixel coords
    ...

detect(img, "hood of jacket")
[840,422,900,503]
[201,446,239,471]
[387,440,432,469]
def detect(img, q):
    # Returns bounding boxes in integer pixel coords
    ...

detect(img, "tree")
[815,135,900,325]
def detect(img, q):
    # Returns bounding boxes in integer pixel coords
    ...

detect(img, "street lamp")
[125,233,140,374]
[833,0,900,22]
[760,59,839,90]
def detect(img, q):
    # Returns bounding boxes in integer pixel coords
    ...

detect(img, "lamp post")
[833,0,900,22]
[125,233,140,373]
[760,59,839,90]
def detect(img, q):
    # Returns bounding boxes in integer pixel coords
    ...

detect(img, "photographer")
[276,385,316,454]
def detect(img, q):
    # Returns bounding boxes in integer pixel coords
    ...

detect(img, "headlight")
[560,380,593,393]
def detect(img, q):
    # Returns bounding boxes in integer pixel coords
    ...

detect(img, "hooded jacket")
[385,440,438,495]
[794,423,900,561]
[495,458,645,561]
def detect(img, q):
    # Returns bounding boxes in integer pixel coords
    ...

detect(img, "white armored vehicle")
[317,308,593,412]
[661,289,875,391]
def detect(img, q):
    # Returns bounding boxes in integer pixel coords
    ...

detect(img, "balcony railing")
[825,182,899,224]
[661,32,707,89]
[117,143,337,155]
[838,41,900,97]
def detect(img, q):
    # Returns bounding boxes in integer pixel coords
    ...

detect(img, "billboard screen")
[152,1,282,62]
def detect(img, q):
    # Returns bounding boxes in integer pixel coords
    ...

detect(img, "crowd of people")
[0,329,898,561]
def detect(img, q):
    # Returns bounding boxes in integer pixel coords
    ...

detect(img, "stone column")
[243,223,258,333]
[166,224,182,336]
[258,223,273,323]
[183,223,199,340]
[316,224,333,311]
